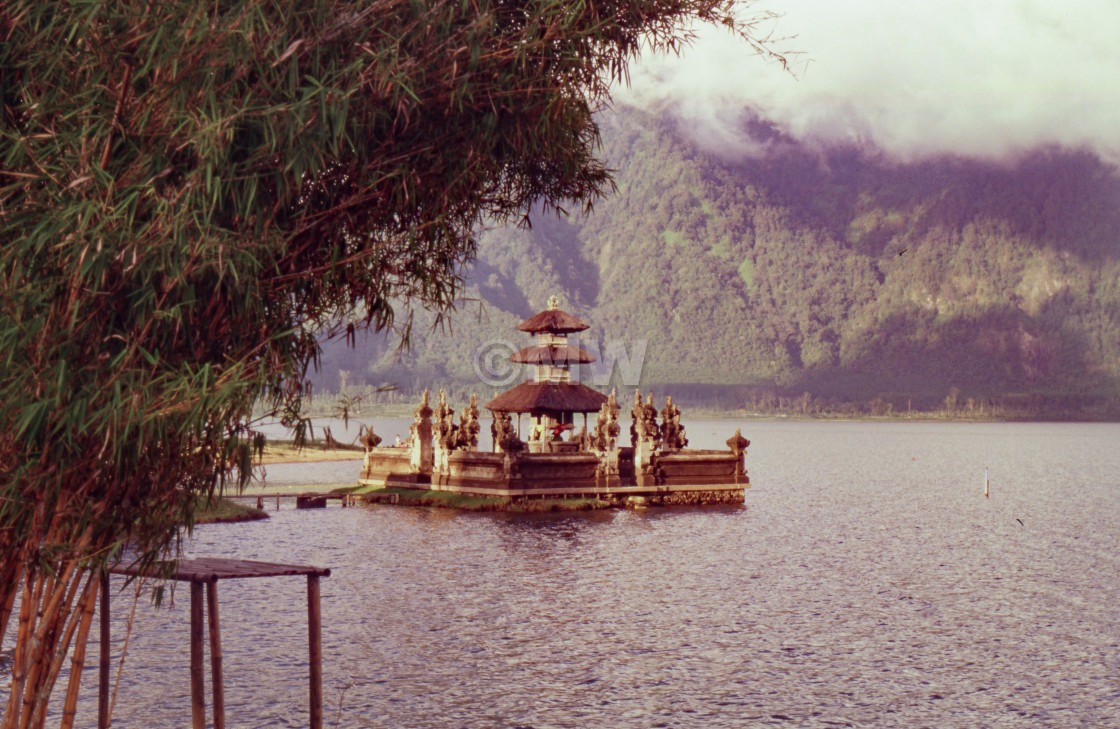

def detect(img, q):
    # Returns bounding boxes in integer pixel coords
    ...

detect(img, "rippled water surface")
[70,421,1120,727]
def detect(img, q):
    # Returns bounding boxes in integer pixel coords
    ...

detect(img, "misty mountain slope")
[314,105,1120,411]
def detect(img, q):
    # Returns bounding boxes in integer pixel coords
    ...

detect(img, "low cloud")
[623,0,1120,163]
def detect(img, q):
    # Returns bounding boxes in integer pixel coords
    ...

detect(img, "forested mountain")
[315,105,1120,417]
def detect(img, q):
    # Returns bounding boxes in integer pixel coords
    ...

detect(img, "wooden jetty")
[224,492,361,508]
[104,558,331,729]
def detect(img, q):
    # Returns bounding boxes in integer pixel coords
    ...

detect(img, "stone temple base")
[358,447,748,504]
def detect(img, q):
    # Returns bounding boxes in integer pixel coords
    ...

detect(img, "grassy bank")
[194,497,269,524]
[341,486,611,512]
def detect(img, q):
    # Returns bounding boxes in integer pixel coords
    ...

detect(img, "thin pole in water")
[985,467,990,499]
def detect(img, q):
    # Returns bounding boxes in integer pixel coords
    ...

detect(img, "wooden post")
[98,571,110,729]
[307,574,323,729]
[207,581,226,729]
[190,581,206,729]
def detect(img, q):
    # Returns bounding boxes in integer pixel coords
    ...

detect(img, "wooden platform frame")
[102,558,331,729]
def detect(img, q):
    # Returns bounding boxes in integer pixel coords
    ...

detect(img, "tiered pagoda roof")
[516,308,590,334]
[510,344,595,365]
[485,296,607,416]
[485,380,606,414]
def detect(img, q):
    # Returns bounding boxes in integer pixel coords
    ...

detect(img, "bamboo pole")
[0,558,21,655]
[3,574,34,729]
[307,574,323,729]
[18,563,83,729]
[189,582,206,729]
[31,570,94,729]
[207,582,225,729]
[98,572,110,729]
[20,560,81,724]
[59,576,99,729]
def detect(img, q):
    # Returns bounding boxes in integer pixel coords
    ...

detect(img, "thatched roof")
[510,344,596,365]
[485,381,607,414]
[516,307,590,334]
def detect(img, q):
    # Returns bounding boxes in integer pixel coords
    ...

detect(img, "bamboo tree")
[1,0,785,724]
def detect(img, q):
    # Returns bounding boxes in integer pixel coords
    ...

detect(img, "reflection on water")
[56,422,1120,727]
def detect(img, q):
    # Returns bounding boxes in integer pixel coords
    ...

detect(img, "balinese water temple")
[358,296,750,505]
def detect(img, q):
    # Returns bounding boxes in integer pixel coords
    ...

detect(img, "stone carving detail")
[492,411,525,453]
[358,425,382,451]
[455,393,481,451]
[629,390,643,448]
[659,395,688,451]
[726,427,750,454]
[432,388,460,477]
[631,391,662,480]
[629,390,662,448]
[591,390,622,486]
[590,389,621,452]
[726,427,750,481]
[408,388,434,475]
[434,388,458,449]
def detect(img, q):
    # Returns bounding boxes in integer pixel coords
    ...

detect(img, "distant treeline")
[311,105,1120,419]
[286,382,1120,423]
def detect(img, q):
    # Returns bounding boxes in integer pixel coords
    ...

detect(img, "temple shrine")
[358,296,750,506]
[485,295,605,449]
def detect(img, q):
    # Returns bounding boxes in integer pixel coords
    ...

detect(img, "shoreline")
[255,441,364,464]
[259,404,1120,424]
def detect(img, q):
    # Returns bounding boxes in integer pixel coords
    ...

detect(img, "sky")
[623,0,1120,163]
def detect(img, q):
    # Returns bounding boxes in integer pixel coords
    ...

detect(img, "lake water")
[60,421,1120,727]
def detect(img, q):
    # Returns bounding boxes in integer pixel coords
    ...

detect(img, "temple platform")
[358,443,749,506]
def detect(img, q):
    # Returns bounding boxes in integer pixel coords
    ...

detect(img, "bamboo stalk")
[59,575,100,729]
[206,582,225,729]
[0,558,21,655]
[21,565,85,729]
[29,570,93,729]
[98,572,110,729]
[2,573,35,729]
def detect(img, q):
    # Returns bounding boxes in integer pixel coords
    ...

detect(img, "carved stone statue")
[726,427,750,481]
[590,389,621,452]
[456,392,481,451]
[631,391,662,482]
[358,425,382,451]
[659,395,688,451]
[492,411,525,453]
[434,388,458,450]
[726,427,750,454]
[591,390,622,487]
[643,392,660,449]
[408,389,434,475]
[629,389,644,448]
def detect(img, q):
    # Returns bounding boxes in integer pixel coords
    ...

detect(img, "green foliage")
[193,497,269,525]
